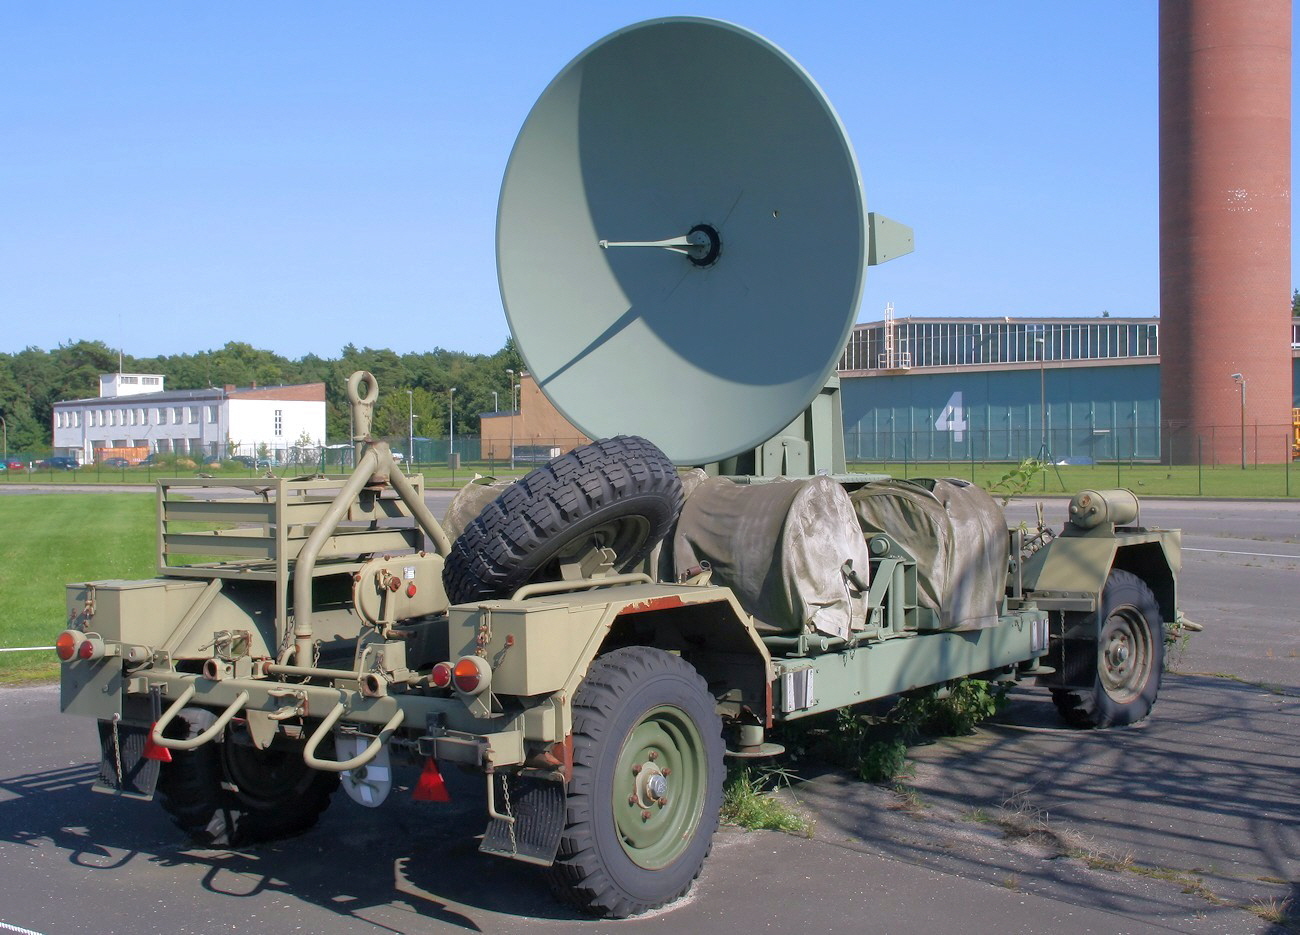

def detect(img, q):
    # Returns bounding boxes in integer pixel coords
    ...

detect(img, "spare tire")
[443,436,683,604]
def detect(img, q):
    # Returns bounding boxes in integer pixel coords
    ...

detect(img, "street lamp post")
[1036,337,1047,459]
[1231,373,1247,469]
[406,389,415,468]
[448,388,457,460]
[506,369,516,470]
[1,414,7,465]
[492,391,499,412]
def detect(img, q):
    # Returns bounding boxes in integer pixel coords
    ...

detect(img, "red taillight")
[430,661,453,690]
[77,636,104,661]
[452,656,489,695]
[55,630,83,662]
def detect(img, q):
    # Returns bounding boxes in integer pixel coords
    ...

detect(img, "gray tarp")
[671,476,873,638]
[849,478,1007,631]
[443,475,515,544]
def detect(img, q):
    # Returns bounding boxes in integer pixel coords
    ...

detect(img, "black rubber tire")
[443,436,683,604]
[545,647,724,918]
[1051,569,1164,728]
[156,709,339,846]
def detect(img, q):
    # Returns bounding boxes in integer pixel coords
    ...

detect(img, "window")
[142,376,160,386]
[173,407,183,423]
[274,409,283,437]
[187,407,197,424]
[121,375,138,384]
[157,408,167,425]
[207,405,217,424]
[138,408,146,424]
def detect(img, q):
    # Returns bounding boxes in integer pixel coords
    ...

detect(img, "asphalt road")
[0,491,1295,933]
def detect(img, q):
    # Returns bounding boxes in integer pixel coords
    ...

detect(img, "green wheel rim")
[611,703,707,870]
[1099,606,1153,704]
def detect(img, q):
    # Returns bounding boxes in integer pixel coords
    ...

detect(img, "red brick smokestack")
[1159,0,1292,465]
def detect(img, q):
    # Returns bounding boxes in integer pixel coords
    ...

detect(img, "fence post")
[1197,436,1203,496]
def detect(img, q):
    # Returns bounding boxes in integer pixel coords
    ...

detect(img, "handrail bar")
[302,702,406,773]
[511,573,654,601]
[150,684,250,750]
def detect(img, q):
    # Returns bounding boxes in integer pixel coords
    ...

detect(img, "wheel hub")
[1106,637,1131,669]
[633,763,669,808]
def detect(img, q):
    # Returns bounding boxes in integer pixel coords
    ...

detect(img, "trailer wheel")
[156,710,338,846]
[443,436,682,604]
[1051,569,1163,728]
[545,647,723,918]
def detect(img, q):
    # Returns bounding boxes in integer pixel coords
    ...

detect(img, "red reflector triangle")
[412,757,450,802]
[143,731,173,763]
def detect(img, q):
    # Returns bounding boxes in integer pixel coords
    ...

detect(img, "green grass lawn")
[0,494,157,683]
[6,457,1298,497]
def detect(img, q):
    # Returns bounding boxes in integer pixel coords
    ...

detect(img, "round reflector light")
[452,656,490,695]
[430,661,454,690]
[55,630,83,662]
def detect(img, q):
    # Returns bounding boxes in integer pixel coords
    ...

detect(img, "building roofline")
[851,315,1158,329]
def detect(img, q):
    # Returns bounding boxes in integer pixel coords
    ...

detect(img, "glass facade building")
[838,317,1159,372]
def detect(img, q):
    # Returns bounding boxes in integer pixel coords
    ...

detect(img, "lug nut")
[661,768,672,776]
[647,750,658,761]
[628,794,637,805]
[641,810,652,821]
[631,764,642,774]
[658,797,668,807]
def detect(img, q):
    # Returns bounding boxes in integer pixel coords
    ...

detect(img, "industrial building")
[838,312,1300,466]
[51,373,327,464]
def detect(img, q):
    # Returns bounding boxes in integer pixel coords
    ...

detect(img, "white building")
[52,373,327,463]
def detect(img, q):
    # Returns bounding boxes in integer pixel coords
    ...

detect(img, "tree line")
[0,338,524,455]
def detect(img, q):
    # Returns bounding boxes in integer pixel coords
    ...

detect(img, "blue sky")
[2,3,1294,359]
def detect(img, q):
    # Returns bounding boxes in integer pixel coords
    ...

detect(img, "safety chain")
[501,772,518,857]
[110,713,124,789]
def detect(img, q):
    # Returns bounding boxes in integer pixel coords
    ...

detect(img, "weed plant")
[777,679,1008,783]
[720,765,812,835]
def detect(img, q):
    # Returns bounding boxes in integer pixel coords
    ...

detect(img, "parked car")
[230,455,271,469]
[37,456,80,471]
[139,454,160,466]
[3,460,24,471]
[100,457,131,468]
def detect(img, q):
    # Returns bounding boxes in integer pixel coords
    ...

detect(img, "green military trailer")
[56,17,1182,920]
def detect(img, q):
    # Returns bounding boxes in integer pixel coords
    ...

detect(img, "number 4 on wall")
[934,391,968,442]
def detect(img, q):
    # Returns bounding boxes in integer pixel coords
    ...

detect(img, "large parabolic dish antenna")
[498,17,899,466]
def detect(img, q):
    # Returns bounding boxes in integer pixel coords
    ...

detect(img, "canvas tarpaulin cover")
[670,475,873,639]
[443,475,515,544]
[849,478,1006,631]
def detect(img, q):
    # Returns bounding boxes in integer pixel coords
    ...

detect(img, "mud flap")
[92,720,161,800]
[479,774,566,866]
[1038,611,1101,690]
